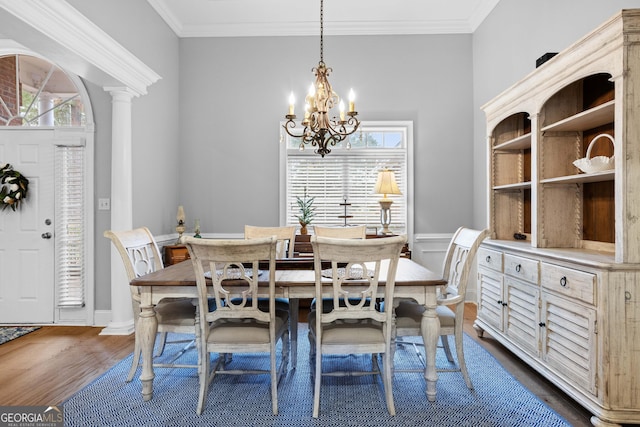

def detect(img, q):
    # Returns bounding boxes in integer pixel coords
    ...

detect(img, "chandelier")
[283,0,361,157]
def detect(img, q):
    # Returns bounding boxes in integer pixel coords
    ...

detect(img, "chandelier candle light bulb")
[349,89,355,113]
[288,93,295,116]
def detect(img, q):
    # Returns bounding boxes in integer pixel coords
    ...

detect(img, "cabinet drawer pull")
[560,276,567,287]
[538,322,546,327]
[515,264,522,273]
[486,255,491,263]
[501,301,508,307]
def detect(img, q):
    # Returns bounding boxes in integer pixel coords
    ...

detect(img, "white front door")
[0,129,55,324]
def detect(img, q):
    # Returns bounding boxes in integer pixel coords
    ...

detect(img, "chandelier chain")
[320,0,324,64]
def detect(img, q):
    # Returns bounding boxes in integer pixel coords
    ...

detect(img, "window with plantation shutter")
[282,121,412,235]
[55,145,85,307]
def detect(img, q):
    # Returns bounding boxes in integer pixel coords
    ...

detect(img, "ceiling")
[147,0,501,38]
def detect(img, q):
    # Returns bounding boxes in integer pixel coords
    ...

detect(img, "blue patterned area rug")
[63,324,570,427]
[0,326,40,345]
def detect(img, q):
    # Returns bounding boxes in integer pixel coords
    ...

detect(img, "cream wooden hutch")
[475,9,640,427]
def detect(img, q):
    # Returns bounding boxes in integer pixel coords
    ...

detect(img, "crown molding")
[177,19,475,38]
[149,0,501,38]
[0,0,161,96]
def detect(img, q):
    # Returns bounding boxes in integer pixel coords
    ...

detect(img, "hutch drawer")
[504,253,539,284]
[540,263,596,305]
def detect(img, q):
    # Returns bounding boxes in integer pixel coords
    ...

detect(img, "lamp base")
[378,199,394,236]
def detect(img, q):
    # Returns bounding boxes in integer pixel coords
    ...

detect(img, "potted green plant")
[296,189,316,235]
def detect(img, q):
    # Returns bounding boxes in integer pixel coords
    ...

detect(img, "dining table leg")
[289,298,299,368]
[421,292,440,401]
[138,301,158,401]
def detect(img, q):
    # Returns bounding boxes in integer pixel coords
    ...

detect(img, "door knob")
[42,232,52,239]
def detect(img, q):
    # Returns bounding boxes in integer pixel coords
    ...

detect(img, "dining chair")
[308,234,406,418]
[104,227,199,382]
[182,236,289,415]
[313,224,367,239]
[310,224,367,313]
[392,227,489,390]
[244,225,296,313]
[244,225,296,258]
[244,225,295,354]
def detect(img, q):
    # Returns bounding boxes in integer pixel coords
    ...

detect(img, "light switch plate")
[98,198,110,210]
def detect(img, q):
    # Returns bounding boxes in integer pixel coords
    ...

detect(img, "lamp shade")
[374,169,401,198]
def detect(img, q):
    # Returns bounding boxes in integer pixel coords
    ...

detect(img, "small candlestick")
[176,205,186,243]
[194,219,201,238]
[176,205,185,224]
[339,101,346,121]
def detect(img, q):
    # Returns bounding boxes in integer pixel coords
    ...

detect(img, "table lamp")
[374,169,401,235]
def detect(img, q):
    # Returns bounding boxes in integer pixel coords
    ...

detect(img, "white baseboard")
[93,310,112,327]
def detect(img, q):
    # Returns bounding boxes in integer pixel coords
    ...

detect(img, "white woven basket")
[573,133,615,173]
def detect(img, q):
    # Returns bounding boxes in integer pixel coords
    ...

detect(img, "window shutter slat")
[55,146,85,307]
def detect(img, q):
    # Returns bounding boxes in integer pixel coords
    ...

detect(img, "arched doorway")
[0,51,95,324]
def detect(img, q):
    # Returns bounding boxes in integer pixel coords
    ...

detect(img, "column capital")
[104,86,138,99]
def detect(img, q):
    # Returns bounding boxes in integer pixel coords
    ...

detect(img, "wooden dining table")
[130,257,446,402]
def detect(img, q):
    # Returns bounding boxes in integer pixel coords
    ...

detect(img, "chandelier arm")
[283,120,307,139]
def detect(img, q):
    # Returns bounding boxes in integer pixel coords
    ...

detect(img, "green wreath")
[0,163,29,211]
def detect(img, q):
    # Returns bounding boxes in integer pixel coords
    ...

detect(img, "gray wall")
[178,34,474,235]
[471,0,640,230]
[66,0,181,310]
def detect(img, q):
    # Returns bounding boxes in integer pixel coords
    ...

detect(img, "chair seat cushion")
[156,299,196,326]
[308,311,384,345]
[208,312,288,344]
[394,301,455,329]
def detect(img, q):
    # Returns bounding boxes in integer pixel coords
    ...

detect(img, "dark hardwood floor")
[0,304,594,426]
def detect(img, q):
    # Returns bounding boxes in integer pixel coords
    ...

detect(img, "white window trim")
[279,120,413,243]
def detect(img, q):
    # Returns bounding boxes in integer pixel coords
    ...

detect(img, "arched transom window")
[0,54,86,127]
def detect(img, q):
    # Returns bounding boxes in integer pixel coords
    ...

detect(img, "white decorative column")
[100,87,137,335]
[38,92,54,126]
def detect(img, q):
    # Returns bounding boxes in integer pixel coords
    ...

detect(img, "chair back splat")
[309,234,406,418]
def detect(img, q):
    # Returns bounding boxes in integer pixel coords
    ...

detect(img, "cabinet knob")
[515,264,522,273]
[502,302,508,306]
[560,276,567,287]
[497,300,502,305]
[486,255,491,263]
[538,322,546,327]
